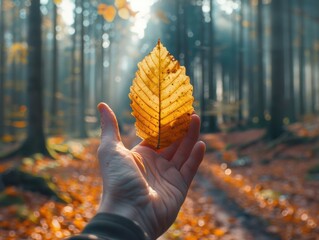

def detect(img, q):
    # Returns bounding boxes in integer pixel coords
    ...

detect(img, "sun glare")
[59,0,75,26]
[216,0,240,15]
[128,0,157,39]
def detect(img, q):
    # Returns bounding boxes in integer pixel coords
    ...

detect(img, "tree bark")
[237,0,244,125]
[200,0,218,132]
[248,0,256,125]
[0,0,5,138]
[0,0,54,159]
[310,12,316,114]
[78,0,87,138]
[207,0,218,132]
[269,0,285,139]
[257,0,266,126]
[50,2,58,133]
[287,0,296,122]
[23,0,49,154]
[69,2,77,134]
[298,0,305,117]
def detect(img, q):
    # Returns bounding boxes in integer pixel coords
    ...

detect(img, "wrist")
[98,195,152,239]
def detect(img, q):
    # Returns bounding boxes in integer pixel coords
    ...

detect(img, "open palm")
[97,103,205,239]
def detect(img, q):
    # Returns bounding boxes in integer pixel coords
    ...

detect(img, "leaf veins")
[129,40,194,149]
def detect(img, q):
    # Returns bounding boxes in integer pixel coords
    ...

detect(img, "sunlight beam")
[128,0,157,39]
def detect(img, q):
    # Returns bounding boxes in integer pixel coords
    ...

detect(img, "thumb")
[97,102,121,143]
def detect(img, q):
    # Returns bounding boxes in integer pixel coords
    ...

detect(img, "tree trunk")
[287,0,296,123]
[94,17,104,128]
[298,0,305,117]
[310,13,316,114]
[237,0,244,125]
[0,0,54,159]
[200,0,218,132]
[257,0,265,126]
[9,6,19,139]
[0,0,5,138]
[207,0,218,132]
[101,22,105,102]
[50,2,58,133]
[268,0,285,139]
[69,4,77,134]
[107,24,113,104]
[23,0,49,154]
[230,11,237,123]
[248,0,256,125]
[200,10,207,132]
[78,0,87,138]
[317,43,319,113]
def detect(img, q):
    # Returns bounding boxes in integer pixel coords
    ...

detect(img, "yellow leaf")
[103,5,116,22]
[97,3,107,15]
[129,40,194,149]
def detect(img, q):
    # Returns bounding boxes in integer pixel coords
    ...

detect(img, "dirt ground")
[0,128,318,239]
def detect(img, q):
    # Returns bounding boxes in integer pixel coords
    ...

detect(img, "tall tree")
[21,0,50,155]
[1,0,52,159]
[256,0,266,126]
[207,0,218,132]
[287,0,296,123]
[97,17,104,105]
[0,0,5,138]
[269,0,285,139]
[237,0,244,125]
[310,9,317,114]
[50,2,59,133]
[298,0,305,116]
[78,0,88,138]
[199,19,207,132]
[199,0,218,132]
[69,1,78,134]
[248,0,256,125]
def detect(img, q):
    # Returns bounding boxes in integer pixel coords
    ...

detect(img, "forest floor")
[0,124,319,239]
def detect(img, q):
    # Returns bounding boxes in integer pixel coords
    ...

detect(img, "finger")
[180,141,206,186]
[172,114,201,170]
[97,102,121,143]
[159,139,181,160]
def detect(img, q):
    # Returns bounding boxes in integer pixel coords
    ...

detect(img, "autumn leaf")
[103,5,117,22]
[97,4,116,22]
[129,40,194,149]
[97,3,108,15]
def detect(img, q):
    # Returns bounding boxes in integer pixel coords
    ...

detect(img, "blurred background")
[0,0,319,239]
[1,0,318,140]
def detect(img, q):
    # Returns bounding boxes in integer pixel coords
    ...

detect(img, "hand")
[97,103,206,239]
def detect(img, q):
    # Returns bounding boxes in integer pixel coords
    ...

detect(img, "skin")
[97,102,206,239]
